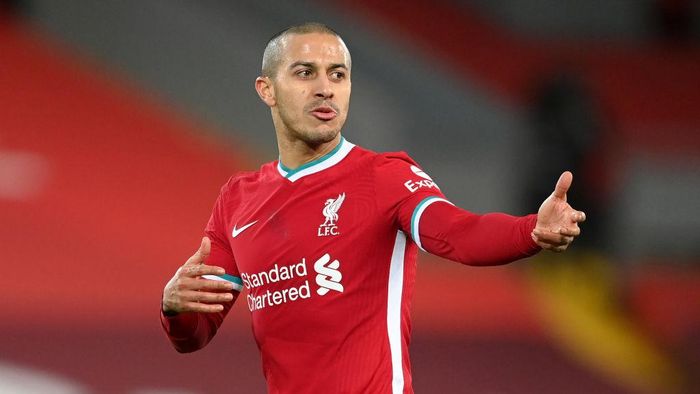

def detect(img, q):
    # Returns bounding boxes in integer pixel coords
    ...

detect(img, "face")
[257,33,351,146]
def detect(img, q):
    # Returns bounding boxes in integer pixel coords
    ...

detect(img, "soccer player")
[161,23,586,393]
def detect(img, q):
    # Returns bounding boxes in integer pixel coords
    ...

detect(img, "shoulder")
[372,151,424,177]
[375,151,420,167]
[218,160,277,197]
[345,143,419,168]
[344,145,426,180]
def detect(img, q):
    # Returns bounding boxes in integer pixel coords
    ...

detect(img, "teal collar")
[276,137,355,182]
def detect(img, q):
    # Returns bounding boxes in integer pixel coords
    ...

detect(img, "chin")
[299,127,340,146]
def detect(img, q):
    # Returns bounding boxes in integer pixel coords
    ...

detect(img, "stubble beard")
[293,126,340,146]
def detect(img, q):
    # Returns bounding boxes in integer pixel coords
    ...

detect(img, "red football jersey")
[162,137,539,393]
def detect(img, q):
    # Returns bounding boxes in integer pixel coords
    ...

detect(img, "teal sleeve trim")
[410,196,453,251]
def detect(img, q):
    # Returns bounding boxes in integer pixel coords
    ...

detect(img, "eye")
[330,71,346,81]
[296,69,313,78]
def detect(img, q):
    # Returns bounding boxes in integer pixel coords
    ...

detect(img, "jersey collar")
[276,137,355,182]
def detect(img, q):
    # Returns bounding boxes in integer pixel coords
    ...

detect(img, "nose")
[314,76,334,99]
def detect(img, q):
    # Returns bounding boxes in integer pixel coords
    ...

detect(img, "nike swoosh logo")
[232,220,258,238]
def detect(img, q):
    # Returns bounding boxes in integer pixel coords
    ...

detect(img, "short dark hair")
[261,22,350,78]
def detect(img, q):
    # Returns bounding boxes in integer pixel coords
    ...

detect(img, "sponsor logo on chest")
[241,253,344,312]
[318,192,345,237]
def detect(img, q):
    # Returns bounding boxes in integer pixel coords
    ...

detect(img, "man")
[161,23,585,393]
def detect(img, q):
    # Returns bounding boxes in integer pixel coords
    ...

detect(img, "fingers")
[169,287,234,314]
[552,171,573,200]
[162,237,236,314]
[179,263,226,279]
[532,228,573,245]
[185,237,211,266]
[532,227,576,252]
[532,191,585,253]
[572,210,586,223]
[558,226,580,237]
[179,303,226,313]
[179,289,234,304]
[549,244,569,253]
[162,277,236,314]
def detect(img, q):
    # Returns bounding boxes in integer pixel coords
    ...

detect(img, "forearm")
[417,202,540,265]
[160,300,233,353]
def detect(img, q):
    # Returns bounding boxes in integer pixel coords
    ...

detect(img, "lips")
[310,106,337,121]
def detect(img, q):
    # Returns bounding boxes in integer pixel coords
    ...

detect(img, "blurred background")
[1,0,699,393]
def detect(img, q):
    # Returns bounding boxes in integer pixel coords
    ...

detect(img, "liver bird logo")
[322,193,345,227]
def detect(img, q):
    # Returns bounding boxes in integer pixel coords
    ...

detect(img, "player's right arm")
[160,236,239,353]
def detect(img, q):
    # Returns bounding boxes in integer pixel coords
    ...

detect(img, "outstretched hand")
[532,171,586,252]
[162,237,235,315]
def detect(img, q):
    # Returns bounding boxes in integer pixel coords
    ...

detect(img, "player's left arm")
[377,154,585,265]
[409,172,585,265]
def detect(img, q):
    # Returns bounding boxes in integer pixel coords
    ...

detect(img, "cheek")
[277,91,305,121]
[280,86,306,105]
[338,87,351,107]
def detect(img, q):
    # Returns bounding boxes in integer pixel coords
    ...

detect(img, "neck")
[277,133,342,170]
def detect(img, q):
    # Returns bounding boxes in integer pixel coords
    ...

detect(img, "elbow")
[174,345,199,354]
[171,340,205,354]
[167,337,208,354]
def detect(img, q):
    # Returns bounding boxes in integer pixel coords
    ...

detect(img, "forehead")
[281,33,349,65]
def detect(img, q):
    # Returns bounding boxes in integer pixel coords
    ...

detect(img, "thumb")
[553,171,573,200]
[186,237,211,265]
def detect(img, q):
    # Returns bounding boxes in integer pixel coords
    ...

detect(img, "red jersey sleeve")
[161,179,241,353]
[418,203,541,265]
[374,152,540,266]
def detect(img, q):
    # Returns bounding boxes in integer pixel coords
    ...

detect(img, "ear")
[255,76,276,107]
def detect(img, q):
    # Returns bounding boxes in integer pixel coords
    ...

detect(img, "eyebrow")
[288,61,348,70]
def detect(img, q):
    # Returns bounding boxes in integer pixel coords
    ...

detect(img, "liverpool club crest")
[318,193,345,237]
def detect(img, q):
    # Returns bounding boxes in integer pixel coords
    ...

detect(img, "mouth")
[310,106,338,121]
